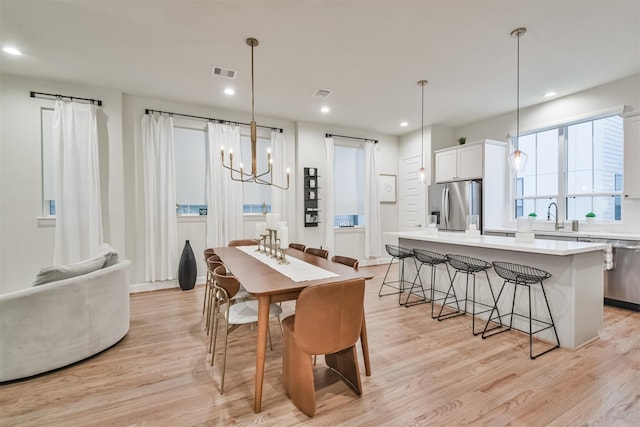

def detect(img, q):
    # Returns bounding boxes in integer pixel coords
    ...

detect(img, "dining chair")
[288,242,306,252]
[330,255,371,376]
[331,255,359,270]
[281,278,365,417]
[203,255,224,332]
[209,265,282,394]
[305,247,329,259]
[202,248,216,315]
[227,239,259,246]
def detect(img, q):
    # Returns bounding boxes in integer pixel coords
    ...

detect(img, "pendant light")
[220,37,290,189]
[508,27,528,174]
[417,80,428,183]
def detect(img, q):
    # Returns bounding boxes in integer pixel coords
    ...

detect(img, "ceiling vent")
[312,88,333,98]
[211,66,236,79]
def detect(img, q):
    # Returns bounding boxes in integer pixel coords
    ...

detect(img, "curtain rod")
[325,133,378,144]
[30,91,103,106]
[145,108,283,133]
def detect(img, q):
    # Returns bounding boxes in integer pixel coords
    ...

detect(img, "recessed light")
[320,106,330,114]
[544,91,557,98]
[3,47,22,56]
[400,121,408,127]
[224,88,235,95]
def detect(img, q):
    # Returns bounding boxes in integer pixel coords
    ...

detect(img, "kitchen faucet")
[547,202,564,231]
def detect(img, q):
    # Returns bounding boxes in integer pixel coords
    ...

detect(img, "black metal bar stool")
[378,244,416,305]
[482,261,560,359]
[404,249,451,317]
[437,254,501,335]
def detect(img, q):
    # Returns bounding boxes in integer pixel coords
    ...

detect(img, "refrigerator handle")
[442,187,449,227]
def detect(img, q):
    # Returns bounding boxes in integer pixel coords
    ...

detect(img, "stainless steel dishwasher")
[580,238,640,311]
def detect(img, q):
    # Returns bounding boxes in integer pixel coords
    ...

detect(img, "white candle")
[469,224,477,230]
[279,226,289,249]
[276,221,287,234]
[266,213,273,229]
[271,213,281,229]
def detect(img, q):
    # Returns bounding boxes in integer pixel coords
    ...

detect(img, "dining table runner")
[236,246,339,282]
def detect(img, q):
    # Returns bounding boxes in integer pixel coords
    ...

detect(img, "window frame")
[512,114,624,222]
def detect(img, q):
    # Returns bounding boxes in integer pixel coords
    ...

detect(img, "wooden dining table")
[212,246,373,413]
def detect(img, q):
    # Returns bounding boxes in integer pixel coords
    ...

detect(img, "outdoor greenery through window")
[514,114,624,221]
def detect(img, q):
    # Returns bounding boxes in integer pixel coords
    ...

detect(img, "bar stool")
[482,261,560,359]
[378,244,416,305]
[405,249,451,317]
[438,254,501,335]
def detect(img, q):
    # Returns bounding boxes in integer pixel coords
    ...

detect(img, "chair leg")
[284,335,317,416]
[220,312,230,394]
[325,346,363,396]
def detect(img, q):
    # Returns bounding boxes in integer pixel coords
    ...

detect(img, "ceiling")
[1,0,638,136]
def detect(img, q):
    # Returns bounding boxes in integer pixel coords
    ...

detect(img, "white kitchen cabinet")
[434,142,483,183]
[623,112,640,199]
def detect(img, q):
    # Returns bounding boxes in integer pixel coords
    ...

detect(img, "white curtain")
[364,142,381,258]
[206,122,243,247]
[52,101,103,265]
[324,136,335,255]
[141,113,178,282]
[270,129,288,221]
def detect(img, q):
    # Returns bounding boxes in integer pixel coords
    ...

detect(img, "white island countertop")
[393,230,609,256]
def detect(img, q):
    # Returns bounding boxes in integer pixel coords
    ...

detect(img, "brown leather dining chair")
[330,255,371,376]
[203,254,224,332]
[281,278,365,417]
[305,247,329,259]
[288,242,306,252]
[227,239,259,246]
[331,255,359,270]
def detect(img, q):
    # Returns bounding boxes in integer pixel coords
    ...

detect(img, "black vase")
[178,240,197,291]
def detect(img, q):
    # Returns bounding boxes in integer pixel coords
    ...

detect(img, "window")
[173,127,273,215]
[334,145,365,226]
[513,115,624,221]
[41,108,56,215]
[174,127,207,215]
[240,135,271,214]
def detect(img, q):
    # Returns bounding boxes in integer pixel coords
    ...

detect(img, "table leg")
[360,317,371,376]
[254,295,270,413]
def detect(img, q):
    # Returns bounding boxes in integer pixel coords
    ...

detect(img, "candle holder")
[258,234,269,253]
[278,247,289,264]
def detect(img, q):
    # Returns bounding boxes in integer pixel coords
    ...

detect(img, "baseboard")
[129,275,206,294]
[359,257,394,267]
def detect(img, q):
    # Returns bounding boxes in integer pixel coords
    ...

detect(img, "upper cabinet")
[623,113,640,199]
[434,142,484,182]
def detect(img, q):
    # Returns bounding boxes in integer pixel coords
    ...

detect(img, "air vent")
[211,66,236,79]
[312,88,332,98]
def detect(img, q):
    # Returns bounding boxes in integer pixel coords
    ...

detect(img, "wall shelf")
[304,167,320,227]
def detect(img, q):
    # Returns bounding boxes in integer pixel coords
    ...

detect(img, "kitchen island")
[393,231,609,349]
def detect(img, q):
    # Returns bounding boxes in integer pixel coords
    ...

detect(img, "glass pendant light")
[418,80,428,183]
[508,27,528,175]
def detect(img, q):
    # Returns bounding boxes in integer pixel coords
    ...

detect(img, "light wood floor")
[1,264,639,426]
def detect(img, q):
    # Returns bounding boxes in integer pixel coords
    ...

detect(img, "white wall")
[0,73,125,293]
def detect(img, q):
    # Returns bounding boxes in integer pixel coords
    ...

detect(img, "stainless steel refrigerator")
[428,180,482,231]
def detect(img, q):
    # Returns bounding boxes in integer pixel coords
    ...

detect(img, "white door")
[399,155,426,230]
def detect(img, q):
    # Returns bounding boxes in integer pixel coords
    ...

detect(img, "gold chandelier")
[220,37,290,190]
